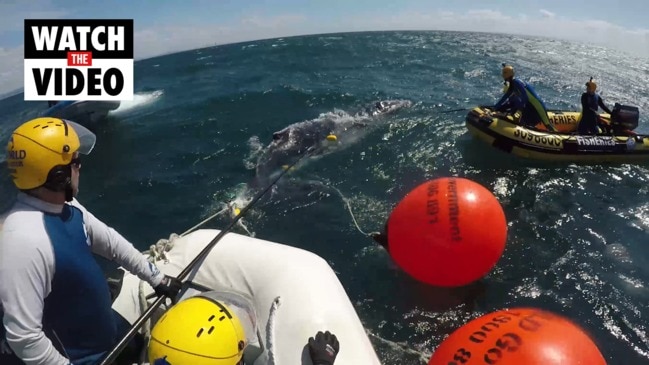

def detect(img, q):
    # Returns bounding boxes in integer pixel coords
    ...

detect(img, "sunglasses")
[70,157,81,168]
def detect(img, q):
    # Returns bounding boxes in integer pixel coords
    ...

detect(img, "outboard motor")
[610,103,639,133]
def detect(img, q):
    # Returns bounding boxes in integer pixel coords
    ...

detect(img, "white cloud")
[0,0,70,97]
[1,9,649,96]
[0,46,25,97]
[241,14,307,29]
[466,9,509,20]
[540,9,556,18]
[0,1,69,33]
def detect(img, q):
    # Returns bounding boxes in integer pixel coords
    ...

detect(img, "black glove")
[153,275,182,303]
[308,331,339,365]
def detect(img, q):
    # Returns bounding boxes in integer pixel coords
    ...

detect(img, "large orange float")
[428,308,607,365]
[386,177,507,287]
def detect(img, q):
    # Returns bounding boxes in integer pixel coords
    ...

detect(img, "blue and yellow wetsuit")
[495,78,556,132]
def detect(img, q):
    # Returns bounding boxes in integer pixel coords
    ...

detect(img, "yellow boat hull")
[465,107,649,163]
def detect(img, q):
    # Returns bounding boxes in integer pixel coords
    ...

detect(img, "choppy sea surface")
[2,30,649,364]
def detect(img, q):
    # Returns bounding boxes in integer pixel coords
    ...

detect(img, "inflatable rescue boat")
[39,100,120,125]
[111,229,382,365]
[465,104,649,163]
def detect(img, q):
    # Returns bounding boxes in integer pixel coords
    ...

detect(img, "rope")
[142,233,180,263]
[131,181,380,363]
[236,218,255,237]
[180,207,228,236]
[136,224,221,355]
[132,180,373,364]
[135,233,181,363]
[366,331,431,365]
[126,147,319,365]
[139,203,243,265]
[127,141,390,363]
[342,195,378,237]
[301,179,380,237]
[265,296,282,365]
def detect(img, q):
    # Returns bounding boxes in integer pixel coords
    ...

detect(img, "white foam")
[110,90,164,115]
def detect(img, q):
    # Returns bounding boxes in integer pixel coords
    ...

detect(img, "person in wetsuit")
[577,77,612,135]
[0,117,182,365]
[494,64,556,132]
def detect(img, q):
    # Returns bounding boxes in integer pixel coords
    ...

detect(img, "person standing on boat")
[494,64,556,132]
[577,77,612,135]
[0,117,182,365]
[147,291,340,365]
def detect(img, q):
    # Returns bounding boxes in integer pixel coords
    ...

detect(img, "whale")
[252,99,412,187]
[219,99,412,236]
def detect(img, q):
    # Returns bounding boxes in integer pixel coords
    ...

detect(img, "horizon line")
[2,28,643,100]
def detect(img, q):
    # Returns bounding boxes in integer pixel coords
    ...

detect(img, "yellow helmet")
[6,117,96,190]
[501,63,514,80]
[149,294,247,365]
[586,77,597,93]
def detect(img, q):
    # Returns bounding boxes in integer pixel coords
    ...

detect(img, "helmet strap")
[43,165,73,200]
[64,184,73,202]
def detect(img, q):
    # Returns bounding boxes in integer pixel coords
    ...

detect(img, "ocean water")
[2,30,649,364]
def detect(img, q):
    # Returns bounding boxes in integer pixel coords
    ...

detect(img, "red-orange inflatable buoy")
[428,307,607,365]
[387,177,507,287]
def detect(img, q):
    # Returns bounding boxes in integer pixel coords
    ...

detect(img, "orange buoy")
[428,307,607,365]
[386,177,507,287]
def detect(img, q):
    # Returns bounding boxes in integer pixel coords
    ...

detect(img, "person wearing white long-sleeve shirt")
[0,118,182,365]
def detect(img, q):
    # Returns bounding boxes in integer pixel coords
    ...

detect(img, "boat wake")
[110,90,164,115]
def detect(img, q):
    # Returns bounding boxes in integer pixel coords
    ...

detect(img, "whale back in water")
[253,99,412,186]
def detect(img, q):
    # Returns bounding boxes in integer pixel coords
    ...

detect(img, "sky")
[2,0,649,96]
